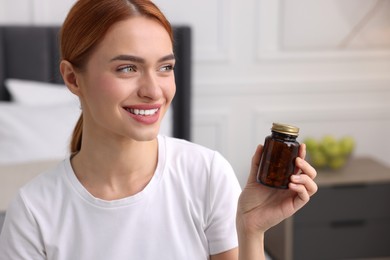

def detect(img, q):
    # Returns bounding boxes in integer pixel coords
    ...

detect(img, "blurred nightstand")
[264,157,390,260]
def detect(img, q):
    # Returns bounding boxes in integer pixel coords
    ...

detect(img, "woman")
[0,0,317,259]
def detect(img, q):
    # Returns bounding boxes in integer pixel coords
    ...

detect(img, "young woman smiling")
[0,1,317,259]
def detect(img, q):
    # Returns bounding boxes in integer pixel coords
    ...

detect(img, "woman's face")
[76,17,176,142]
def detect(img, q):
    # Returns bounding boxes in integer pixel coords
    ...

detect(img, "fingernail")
[291,175,301,181]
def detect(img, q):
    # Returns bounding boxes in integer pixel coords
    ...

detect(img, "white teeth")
[128,108,158,116]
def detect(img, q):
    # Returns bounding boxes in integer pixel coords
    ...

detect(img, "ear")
[60,60,82,97]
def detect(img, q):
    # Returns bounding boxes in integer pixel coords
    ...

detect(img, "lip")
[123,104,162,125]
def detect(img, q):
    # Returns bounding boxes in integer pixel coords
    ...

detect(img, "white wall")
[1,0,390,186]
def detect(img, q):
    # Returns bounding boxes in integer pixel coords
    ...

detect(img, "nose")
[138,70,162,100]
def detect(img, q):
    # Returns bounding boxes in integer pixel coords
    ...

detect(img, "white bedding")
[0,101,80,164]
[5,79,77,105]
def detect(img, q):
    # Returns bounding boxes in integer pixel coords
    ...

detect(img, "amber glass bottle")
[257,123,300,189]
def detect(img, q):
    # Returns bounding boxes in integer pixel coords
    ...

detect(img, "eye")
[117,65,137,73]
[159,64,175,72]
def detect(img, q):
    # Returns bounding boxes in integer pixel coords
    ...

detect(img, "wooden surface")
[315,157,390,186]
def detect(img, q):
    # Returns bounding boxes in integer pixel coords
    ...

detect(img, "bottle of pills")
[257,123,300,189]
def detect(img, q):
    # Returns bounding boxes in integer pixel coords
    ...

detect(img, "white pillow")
[0,102,80,164]
[5,78,78,105]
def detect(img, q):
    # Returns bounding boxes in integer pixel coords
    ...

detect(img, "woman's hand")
[237,143,318,236]
[236,144,317,260]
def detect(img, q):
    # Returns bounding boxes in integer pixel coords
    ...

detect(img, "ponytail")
[70,114,83,154]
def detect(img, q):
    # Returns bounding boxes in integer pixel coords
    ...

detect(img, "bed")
[0,25,192,230]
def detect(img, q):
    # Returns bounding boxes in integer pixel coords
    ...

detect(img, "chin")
[132,129,160,142]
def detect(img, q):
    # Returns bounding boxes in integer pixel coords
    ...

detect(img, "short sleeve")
[0,191,46,259]
[205,152,242,255]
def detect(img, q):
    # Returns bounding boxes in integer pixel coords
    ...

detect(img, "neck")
[71,136,159,200]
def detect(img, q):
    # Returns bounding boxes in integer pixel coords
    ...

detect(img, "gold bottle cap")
[272,123,299,136]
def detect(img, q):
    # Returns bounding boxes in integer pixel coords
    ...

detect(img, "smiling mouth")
[126,108,159,116]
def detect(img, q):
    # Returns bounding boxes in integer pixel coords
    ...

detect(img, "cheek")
[85,74,125,102]
[163,77,176,104]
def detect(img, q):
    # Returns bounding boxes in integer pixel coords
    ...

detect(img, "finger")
[289,182,310,211]
[290,174,318,196]
[299,143,306,159]
[295,157,317,180]
[247,144,263,184]
[294,144,306,175]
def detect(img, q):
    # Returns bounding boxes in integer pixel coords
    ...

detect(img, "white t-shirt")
[0,136,241,260]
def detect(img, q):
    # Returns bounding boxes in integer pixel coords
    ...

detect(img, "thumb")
[247,144,263,184]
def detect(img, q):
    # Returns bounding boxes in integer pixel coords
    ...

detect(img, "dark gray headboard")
[0,25,192,140]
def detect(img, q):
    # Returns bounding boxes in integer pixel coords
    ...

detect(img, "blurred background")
[1,0,390,259]
[0,0,389,186]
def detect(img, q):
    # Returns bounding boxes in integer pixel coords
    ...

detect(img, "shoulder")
[159,136,237,184]
[17,160,68,209]
[162,137,233,174]
[1,161,68,258]
[22,160,66,190]
[161,135,218,161]
[3,160,68,231]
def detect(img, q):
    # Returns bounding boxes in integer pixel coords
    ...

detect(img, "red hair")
[60,0,173,154]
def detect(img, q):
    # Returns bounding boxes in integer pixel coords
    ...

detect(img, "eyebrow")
[110,53,176,63]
